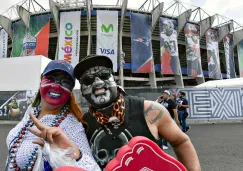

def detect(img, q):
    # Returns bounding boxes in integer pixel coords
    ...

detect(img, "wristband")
[75,150,82,162]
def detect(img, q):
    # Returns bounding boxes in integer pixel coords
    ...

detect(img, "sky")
[0,0,243,25]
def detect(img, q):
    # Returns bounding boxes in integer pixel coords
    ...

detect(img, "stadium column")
[16,5,31,56]
[49,0,60,59]
[118,0,128,87]
[0,15,13,40]
[86,0,92,55]
[176,9,192,88]
[150,2,164,88]
[197,15,216,84]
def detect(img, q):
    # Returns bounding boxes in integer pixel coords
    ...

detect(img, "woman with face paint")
[5,60,101,171]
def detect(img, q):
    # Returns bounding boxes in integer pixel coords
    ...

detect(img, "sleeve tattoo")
[144,102,164,124]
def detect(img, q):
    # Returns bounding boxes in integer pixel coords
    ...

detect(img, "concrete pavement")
[1,123,243,170]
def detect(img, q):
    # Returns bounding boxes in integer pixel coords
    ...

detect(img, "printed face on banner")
[237,40,243,77]
[184,23,203,77]
[206,29,221,79]
[223,34,235,79]
[159,18,180,75]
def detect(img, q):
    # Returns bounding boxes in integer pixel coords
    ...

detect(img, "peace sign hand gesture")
[27,113,81,159]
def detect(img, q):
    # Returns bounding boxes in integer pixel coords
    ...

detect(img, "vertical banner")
[237,40,243,77]
[159,17,180,75]
[206,29,221,79]
[223,34,235,79]
[12,14,50,57]
[59,11,81,66]
[0,29,8,58]
[131,13,153,73]
[96,10,118,72]
[184,23,203,77]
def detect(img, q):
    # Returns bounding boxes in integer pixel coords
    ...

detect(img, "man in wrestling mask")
[74,55,201,171]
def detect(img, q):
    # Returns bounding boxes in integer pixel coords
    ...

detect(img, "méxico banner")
[131,13,153,73]
[59,11,81,66]
[184,23,203,77]
[223,34,235,79]
[159,17,180,75]
[237,40,243,77]
[12,14,50,57]
[206,29,221,79]
[97,10,118,72]
[0,29,8,58]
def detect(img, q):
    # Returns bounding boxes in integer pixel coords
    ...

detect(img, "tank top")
[83,95,162,169]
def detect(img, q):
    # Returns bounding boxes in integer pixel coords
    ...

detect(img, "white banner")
[97,10,118,72]
[0,29,8,58]
[58,11,81,66]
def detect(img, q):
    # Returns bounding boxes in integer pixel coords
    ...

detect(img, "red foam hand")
[105,136,187,171]
[54,166,86,171]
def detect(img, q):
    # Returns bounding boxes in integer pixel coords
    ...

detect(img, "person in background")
[171,94,177,103]
[158,90,180,150]
[5,60,100,171]
[177,91,190,132]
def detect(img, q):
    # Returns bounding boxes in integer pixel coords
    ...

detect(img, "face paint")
[40,71,73,106]
[80,66,117,109]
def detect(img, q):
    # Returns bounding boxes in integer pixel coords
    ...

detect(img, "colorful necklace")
[8,104,70,171]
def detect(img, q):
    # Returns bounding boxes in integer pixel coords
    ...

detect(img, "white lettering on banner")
[97,10,118,72]
[58,11,81,66]
[100,48,115,55]
[0,29,8,58]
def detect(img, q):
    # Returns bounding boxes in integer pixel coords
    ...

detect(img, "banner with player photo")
[184,23,203,77]
[237,40,243,77]
[0,29,8,58]
[206,29,221,79]
[0,90,37,121]
[131,13,153,73]
[12,14,50,57]
[223,34,235,79]
[159,17,180,75]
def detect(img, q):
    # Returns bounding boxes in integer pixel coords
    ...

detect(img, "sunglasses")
[80,69,112,86]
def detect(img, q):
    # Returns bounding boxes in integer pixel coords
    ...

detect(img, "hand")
[178,103,182,107]
[27,113,80,159]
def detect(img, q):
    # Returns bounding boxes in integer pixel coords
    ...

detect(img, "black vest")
[83,95,162,169]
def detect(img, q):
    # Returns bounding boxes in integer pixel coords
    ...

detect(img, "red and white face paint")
[40,75,71,106]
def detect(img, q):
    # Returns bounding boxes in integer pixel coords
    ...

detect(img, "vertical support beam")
[233,29,243,47]
[199,15,215,38]
[147,3,162,88]
[0,15,13,39]
[175,9,192,88]
[49,0,60,59]
[150,2,164,88]
[118,0,128,87]
[218,22,233,43]
[86,0,92,55]
[16,5,30,30]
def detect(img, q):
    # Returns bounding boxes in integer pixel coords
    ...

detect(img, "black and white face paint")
[80,66,117,109]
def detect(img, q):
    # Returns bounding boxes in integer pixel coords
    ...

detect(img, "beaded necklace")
[8,104,70,171]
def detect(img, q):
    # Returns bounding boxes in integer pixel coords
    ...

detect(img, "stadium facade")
[1,0,243,88]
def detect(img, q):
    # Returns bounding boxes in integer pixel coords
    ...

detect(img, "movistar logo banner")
[101,24,114,33]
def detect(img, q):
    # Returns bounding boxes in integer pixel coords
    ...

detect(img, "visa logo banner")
[100,48,115,55]
[97,10,118,72]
